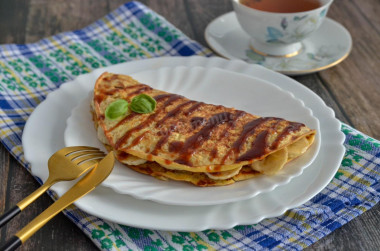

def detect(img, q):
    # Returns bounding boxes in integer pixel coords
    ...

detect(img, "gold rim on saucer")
[249,44,304,58]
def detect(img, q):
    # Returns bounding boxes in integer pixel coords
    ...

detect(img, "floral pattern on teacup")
[265,8,328,44]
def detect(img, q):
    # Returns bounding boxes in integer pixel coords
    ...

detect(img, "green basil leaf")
[105,99,129,120]
[130,94,157,114]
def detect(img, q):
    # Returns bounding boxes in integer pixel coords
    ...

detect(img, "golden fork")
[0,146,105,228]
[0,152,115,251]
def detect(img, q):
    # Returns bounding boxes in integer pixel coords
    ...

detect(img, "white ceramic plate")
[205,13,352,75]
[22,56,345,231]
[64,66,320,206]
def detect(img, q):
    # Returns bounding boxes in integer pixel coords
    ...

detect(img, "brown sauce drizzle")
[164,159,173,165]
[236,130,269,161]
[174,112,234,166]
[169,141,184,153]
[270,122,304,150]
[210,148,218,161]
[147,154,153,161]
[117,151,129,160]
[221,117,281,163]
[129,131,148,148]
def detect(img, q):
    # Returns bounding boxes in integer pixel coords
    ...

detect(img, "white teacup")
[232,0,333,57]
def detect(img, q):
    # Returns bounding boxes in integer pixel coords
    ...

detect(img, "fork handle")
[0,206,21,228]
[0,236,22,251]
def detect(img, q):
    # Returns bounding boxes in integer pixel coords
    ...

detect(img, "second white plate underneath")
[64,66,320,206]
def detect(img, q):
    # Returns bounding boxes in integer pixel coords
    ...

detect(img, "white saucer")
[205,12,352,75]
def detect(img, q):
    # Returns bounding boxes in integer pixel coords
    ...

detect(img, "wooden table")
[1,0,379,250]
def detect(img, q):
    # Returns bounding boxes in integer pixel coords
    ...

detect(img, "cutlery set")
[0,146,115,251]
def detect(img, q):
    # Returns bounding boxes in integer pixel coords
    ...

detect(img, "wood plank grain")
[184,0,232,46]
[318,1,380,139]
[0,144,10,244]
[0,0,29,44]
[351,0,380,34]
[25,0,109,42]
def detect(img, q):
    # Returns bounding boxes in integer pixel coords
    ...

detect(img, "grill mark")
[114,94,186,149]
[190,117,206,129]
[114,111,160,149]
[209,110,246,161]
[163,95,183,106]
[221,117,282,163]
[155,101,195,128]
[151,101,195,154]
[109,112,140,132]
[174,112,234,166]
[109,93,184,132]
[154,94,183,105]
[270,122,304,150]
[151,134,170,155]
[184,102,203,116]
[110,74,120,81]
[94,84,145,104]
[126,86,153,98]
[154,93,173,101]
[220,110,247,138]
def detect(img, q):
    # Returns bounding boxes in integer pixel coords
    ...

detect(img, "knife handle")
[0,236,22,251]
[0,206,21,228]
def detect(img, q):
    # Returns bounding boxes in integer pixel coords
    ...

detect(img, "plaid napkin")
[0,1,379,250]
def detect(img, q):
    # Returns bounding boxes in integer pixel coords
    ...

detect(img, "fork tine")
[72,153,106,165]
[59,146,100,156]
[77,158,104,167]
[66,150,104,160]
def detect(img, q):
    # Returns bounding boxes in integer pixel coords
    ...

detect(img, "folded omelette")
[92,72,316,186]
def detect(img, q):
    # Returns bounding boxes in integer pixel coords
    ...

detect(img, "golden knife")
[0,152,115,251]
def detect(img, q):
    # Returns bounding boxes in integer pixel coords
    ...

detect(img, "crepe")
[92,72,316,186]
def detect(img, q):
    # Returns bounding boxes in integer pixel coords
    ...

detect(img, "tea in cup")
[232,0,333,57]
